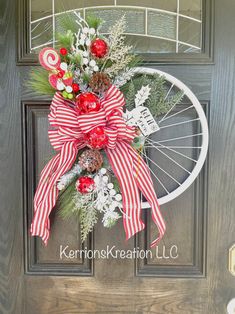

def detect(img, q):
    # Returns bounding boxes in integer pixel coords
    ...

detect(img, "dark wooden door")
[1,0,235,313]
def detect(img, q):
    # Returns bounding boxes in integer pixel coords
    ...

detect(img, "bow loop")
[102,85,125,117]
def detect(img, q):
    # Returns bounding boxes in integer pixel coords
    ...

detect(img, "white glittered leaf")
[134,85,151,107]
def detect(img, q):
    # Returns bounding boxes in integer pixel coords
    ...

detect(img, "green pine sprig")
[58,178,78,219]
[121,74,184,117]
[27,68,54,96]
[86,15,103,30]
[56,30,75,50]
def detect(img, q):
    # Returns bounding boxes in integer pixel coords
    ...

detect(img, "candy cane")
[39,47,61,71]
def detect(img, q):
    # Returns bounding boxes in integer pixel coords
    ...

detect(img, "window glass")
[30,0,202,54]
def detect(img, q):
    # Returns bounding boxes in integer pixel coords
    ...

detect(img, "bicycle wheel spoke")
[141,151,181,186]
[158,105,194,125]
[158,92,185,124]
[142,147,170,194]
[164,83,174,101]
[159,118,200,129]
[149,133,203,144]
[146,146,202,149]
[145,139,198,162]
[148,143,191,174]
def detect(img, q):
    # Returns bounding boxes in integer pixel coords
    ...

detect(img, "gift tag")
[126,106,160,136]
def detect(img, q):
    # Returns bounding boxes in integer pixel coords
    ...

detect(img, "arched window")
[30,0,202,54]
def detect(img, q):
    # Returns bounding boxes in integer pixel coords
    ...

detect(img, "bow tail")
[106,143,145,241]
[128,145,166,247]
[106,142,166,247]
[30,141,78,244]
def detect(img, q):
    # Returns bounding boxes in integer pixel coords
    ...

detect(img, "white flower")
[80,39,85,45]
[93,65,99,72]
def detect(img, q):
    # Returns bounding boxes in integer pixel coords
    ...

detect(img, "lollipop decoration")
[39,47,61,70]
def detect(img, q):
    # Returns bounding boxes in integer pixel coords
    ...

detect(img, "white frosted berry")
[89,60,96,67]
[109,189,116,196]
[93,65,99,72]
[57,81,65,91]
[109,204,116,211]
[107,183,114,189]
[89,28,96,35]
[86,39,91,46]
[82,51,88,57]
[100,168,107,175]
[83,27,89,34]
[65,86,73,93]
[80,39,85,45]
[80,33,87,40]
[99,195,106,203]
[60,62,68,71]
[102,176,109,183]
[83,58,89,65]
[115,194,122,201]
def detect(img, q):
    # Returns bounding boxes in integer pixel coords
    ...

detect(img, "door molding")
[22,101,94,276]
[136,103,209,278]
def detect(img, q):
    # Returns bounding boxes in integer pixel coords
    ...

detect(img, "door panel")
[1,0,235,313]
[22,102,208,279]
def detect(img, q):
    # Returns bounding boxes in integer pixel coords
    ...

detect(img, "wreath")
[29,13,183,246]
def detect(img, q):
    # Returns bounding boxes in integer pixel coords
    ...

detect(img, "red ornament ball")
[90,38,108,58]
[60,47,68,56]
[88,126,108,149]
[72,83,80,93]
[76,92,101,114]
[76,176,95,194]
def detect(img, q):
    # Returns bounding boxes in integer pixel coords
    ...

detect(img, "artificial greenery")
[79,201,98,242]
[56,30,74,50]
[86,14,103,30]
[121,74,184,117]
[58,175,98,242]
[28,68,55,96]
[58,177,78,219]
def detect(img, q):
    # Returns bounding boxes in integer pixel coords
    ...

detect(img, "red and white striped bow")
[30,85,166,247]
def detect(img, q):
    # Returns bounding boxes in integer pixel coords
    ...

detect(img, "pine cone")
[78,149,103,172]
[89,72,111,93]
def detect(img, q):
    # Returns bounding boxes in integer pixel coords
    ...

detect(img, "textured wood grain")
[0,0,24,313]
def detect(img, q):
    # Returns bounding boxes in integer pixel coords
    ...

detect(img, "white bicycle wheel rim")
[133,67,209,207]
